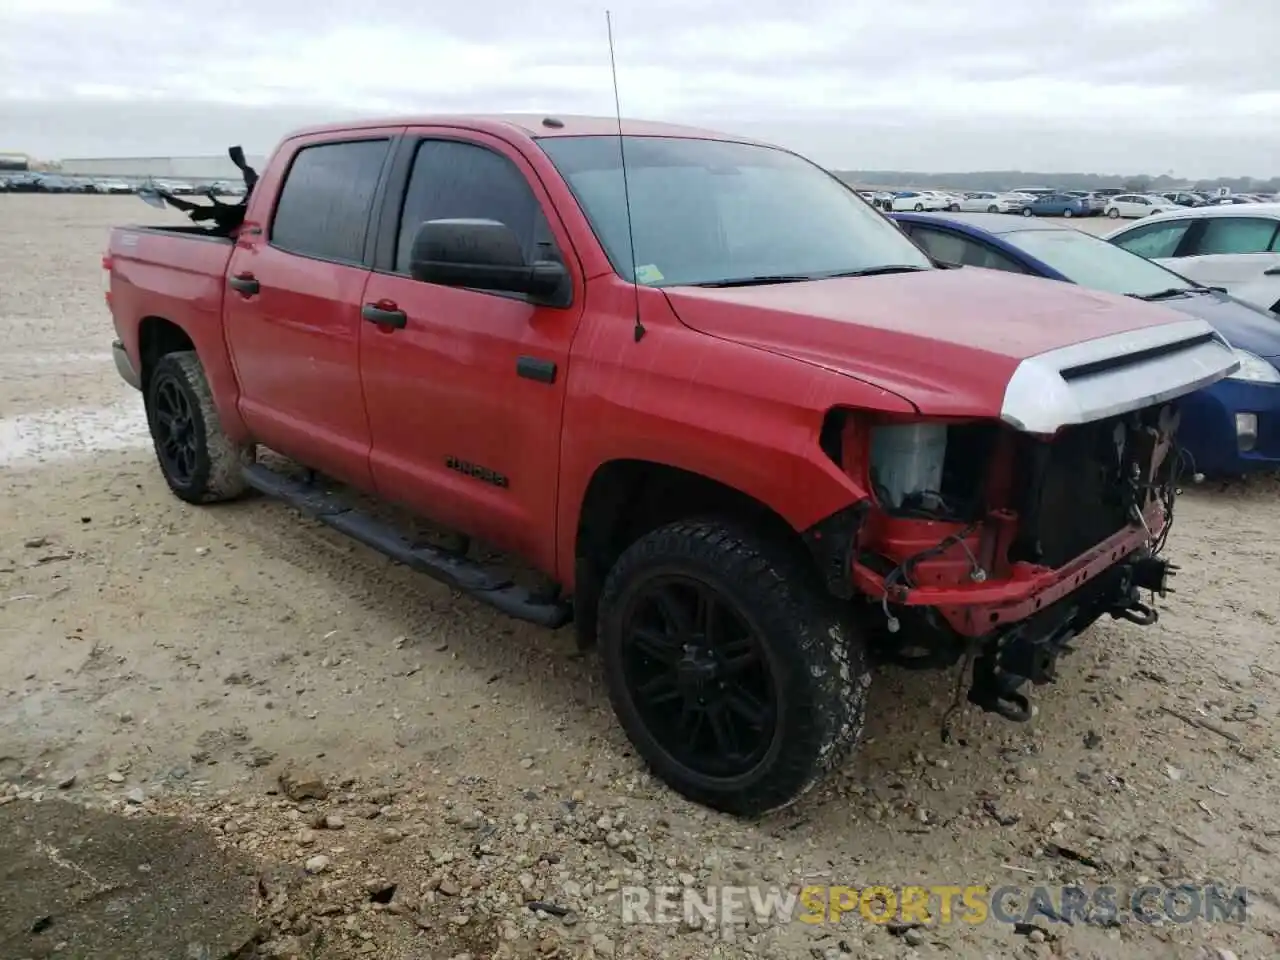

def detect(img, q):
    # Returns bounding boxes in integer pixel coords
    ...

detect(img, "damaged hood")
[663,267,1214,419]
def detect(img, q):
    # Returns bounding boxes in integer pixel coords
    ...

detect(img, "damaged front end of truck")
[805,319,1238,723]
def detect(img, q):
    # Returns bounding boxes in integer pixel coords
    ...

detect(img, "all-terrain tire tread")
[598,518,871,817]
[148,351,253,504]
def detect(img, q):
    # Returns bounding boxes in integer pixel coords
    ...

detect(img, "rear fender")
[108,229,248,442]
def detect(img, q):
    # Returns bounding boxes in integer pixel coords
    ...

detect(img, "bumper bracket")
[113,339,141,391]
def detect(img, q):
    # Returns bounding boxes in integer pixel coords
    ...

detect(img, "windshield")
[1001,227,1196,297]
[537,135,931,286]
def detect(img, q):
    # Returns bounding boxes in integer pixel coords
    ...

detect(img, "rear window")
[270,139,390,264]
[1190,217,1280,256]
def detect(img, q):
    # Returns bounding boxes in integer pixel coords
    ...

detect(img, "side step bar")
[242,463,573,629]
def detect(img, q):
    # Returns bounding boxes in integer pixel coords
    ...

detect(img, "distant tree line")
[834,170,1280,193]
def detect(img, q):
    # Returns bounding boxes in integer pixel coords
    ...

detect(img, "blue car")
[891,211,1280,476]
[1017,193,1089,218]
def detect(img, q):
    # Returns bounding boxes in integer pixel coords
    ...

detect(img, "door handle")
[1263,265,1280,276]
[362,303,407,329]
[516,355,557,384]
[228,273,259,295]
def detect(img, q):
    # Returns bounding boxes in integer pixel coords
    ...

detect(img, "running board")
[241,463,573,629]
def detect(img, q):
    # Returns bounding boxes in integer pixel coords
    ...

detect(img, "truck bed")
[106,224,236,387]
[115,223,237,242]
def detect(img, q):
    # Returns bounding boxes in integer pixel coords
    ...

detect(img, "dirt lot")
[2,194,1278,960]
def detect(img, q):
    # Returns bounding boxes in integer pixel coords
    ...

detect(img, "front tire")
[1107,208,1120,218]
[913,203,924,211]
[1062,208,1074,218]
[987,204,999,213]
[1021,207,1034,217]
[145,351,253,504]
[597,519,870,817]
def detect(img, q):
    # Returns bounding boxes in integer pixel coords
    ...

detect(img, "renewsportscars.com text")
[621,883,1249,929]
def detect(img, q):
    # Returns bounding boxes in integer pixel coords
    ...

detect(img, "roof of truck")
[284,114,766,145]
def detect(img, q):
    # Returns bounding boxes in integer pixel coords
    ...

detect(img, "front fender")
[554,284,916,586]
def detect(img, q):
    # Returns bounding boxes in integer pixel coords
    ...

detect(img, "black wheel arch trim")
[801,500,871,600]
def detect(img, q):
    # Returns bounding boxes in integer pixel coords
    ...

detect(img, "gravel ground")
[2,194,1279,960]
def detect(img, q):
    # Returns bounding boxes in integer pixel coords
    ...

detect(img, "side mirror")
[409,219,569,305]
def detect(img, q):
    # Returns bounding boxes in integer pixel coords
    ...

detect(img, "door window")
[911,227,1026,272]
[396,139,560,277]
[1111,220,1192,259]
[1187,217,1280,256]
[270,139,391,264]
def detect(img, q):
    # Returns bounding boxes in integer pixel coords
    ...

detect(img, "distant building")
[57,154,268,181]
[0,152,30,171]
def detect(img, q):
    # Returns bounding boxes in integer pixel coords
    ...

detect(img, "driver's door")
[357,131,585,570]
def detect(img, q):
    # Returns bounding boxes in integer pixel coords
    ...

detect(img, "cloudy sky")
[1,0,1276,176]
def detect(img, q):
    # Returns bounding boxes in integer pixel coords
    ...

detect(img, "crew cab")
[105,115,1237,816]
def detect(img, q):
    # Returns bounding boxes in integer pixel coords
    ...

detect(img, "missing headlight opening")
[827,404,1184,727]
[868,421,1000,522]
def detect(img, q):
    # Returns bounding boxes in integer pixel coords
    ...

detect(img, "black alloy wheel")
[597,519,871,816]
[618,574,777,780]
[144,350,252,504]
[151,372,200,487]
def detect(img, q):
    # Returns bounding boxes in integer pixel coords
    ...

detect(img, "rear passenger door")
[224,129,401,489]
[1172,216,1280,289]
[357,130,586,574]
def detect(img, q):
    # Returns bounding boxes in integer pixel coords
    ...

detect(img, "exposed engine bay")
[812,400,1184,726]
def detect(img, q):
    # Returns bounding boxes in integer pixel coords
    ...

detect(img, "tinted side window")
[1112,221,1192,259]
[396,139,559,275]
[912,227,1025,272]
[271,139,390,264]
[1190,218,1280,256]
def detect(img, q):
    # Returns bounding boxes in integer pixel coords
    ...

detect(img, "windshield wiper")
[1126,288,1193,302]
[692,264,930,288]
[823,265,930,278]
[692,274,816,288]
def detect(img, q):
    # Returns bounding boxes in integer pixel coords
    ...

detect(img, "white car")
[956,191,1023,213]
[923,191,963,210]
[889,191,950,212]
[1105,204,1280,314]
[1104,194,1174,219]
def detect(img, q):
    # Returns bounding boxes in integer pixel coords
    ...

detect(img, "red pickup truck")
[106,115,1236,815]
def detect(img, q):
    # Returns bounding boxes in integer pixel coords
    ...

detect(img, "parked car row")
[890,208,1280,476]
[0,172,245,196]
[857,185,1279,221]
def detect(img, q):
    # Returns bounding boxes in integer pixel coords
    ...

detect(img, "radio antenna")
[606,10,645,343]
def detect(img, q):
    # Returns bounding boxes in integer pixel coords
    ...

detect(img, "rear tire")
[987,205,999,213]
[913,203,924,211]
[1062,208,1074,218]
[145,351,253,504]
[597,519,871,817]
[1107,208,1120,218]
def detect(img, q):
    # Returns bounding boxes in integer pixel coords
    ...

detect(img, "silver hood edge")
[1001,318,1239,434]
